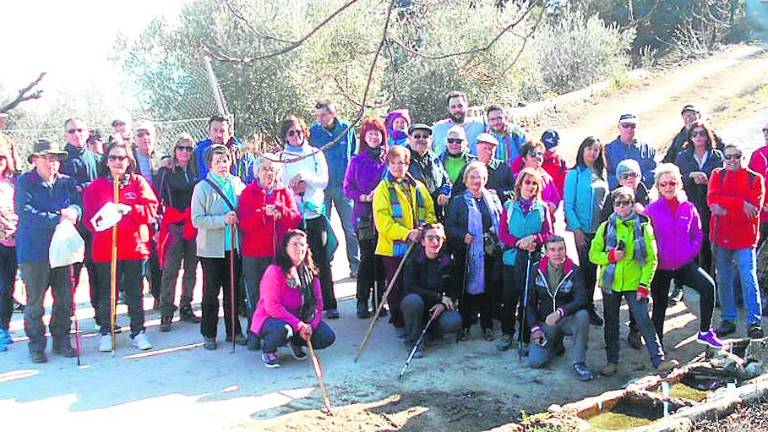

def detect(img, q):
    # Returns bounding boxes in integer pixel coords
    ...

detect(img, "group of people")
[0,94,765,382]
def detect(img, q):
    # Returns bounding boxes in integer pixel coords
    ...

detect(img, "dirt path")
[2,44,768,432]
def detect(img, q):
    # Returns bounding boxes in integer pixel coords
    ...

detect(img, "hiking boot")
[290,342,308,361]
[715,320,736,338]
[483,328,495,342]
[29,350,47,363]
[0,328,12,345]
[203,337,217,350]
[179,305,201,323]
[325,308,340,320]
[131,333,152,351]
[601,363,618,376]
[627,330,643,350]
[357,302,371,319]
[262,352,280,368]
[588,308,604,327]
[496,333,514,351]
[656,359,680,373]
[748,325,764,339]
[52,338,77,357]
[98,335,113,352]
[227,334,248,346]
[697,330,724,349]
[573,362,594,381]
[159,316,172,333]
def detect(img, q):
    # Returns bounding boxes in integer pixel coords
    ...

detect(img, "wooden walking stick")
[354,241,416,362]
[110,175,119,357]
[307,337,333,415]
[230,227,237,354]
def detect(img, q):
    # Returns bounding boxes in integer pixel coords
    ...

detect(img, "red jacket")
[238,181,302,258]
[83,175,159,263]
[510,151,567,197]
[747,145,768,222]
[707,167,765,250]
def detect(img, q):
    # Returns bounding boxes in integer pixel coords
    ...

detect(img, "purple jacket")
[343,150,387,228]
[645,196,703,271]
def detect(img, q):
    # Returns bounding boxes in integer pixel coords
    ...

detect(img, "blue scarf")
[464,190,501,295]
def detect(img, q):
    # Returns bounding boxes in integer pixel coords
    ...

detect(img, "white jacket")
[280,144,328,220]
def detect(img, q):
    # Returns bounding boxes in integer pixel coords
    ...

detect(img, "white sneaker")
[98,335,113,352]
[131,332,152,350]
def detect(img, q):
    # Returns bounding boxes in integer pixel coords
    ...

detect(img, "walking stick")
[307,337,333,415]
[518,251,532,360]
[70,267,81,366]
[355,241,416,362]
[110,175,119,357]
[399,309,439,380]
[456,249,470,344]
[230,227,237,354]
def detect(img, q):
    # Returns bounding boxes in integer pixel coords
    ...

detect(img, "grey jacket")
[191,175,246,258]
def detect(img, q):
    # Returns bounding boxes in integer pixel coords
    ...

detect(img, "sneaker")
[588,308,604,327]
[356,302,371,319]
[325,308,340,320]
[496,333,514,351]
[697,330,724,349]
[669,285,684,304]
[627,330,643,350]
[748,325,764,339]
[52,338,77,357]
[131,333,152,350]
[715,320,736,338]
[0,329,12,344]
[262,352,280,368]
[483,328,495,342]
[573,362,594,381]
[203,337,217,350]
[13,300,24,313]
[94,323,123,334]
[159,317,172,333]
[29,350,47,363]
[225,334,248,346]
[656,359,680,372]
[290,343,308,361]
[179,305,201,323]
[98,335,113,352]
[378,306,388,318]
[601,363,618,376]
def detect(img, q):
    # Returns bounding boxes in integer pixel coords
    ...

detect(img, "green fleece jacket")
[588,216,658,293]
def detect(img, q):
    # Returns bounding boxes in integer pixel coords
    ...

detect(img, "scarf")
[463,190,502,295]
[386,172,427,257]
[518,196,535,214]
[365,145,384,159]
[601,211,647,293]
[287,264,317,323]
[208,171,237,251]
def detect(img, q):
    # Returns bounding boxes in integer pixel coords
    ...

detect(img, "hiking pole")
[456,249,470,344]
[307,337,333,415]
[70,267,81,366]
[399,308,439,380]
[518,251,532,361]
[230,227,237,354]
[110,175,119,357]
[355,241,416,362]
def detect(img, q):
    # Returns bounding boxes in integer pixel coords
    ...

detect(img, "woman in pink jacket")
[645,163,721,350]
[251,229,336,368]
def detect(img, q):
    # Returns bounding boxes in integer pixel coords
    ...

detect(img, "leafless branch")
[205,0,360,63]
[620,0,661,30]
[222,0,296,44]
[0,72,46,114]
[333,76,394,110]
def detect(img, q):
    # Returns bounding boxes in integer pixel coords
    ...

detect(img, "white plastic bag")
[90,202,123,232]
[49,219,85,268]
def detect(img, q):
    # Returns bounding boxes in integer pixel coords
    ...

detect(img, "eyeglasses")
[691,130,707,137]
[620,123,636,129]
[528,151,544,158]
[287,129,304,137]
[108,155,128,162]
[762,128,768,133]
[447,138,464,144]
[620,172,639,180]
[724,153,742,160]
[659,181,678,188]
[67,128,84,134]
[424,234,443,242]
[614,199,634,207]
[175,146,194,152]
[413,134,430,140]
[523,179,539,186]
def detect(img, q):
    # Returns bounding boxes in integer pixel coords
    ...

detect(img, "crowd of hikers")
[1,93,767,383]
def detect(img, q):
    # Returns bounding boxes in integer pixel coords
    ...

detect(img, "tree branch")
[619,0,661,30]
[0,72,46,114]
[222,0,296,44]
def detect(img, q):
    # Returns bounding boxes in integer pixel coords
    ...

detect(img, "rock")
[743,361,765,379]
[710,349,746,378]
[547,404,562,413]
[744,337,768,363]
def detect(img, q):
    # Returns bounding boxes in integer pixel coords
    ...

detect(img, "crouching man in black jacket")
[401,223,462,357]
[527,235,593,381]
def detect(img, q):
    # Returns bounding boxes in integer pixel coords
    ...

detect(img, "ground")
[692,397,768,431]
[2,44,768,431]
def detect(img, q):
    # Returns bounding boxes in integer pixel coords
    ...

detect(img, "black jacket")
[451,159,515,202]
[675,147,725,230]
[403,247,458,307]
[154,164,198,210]
[526,257,587,328]
[662,127,725,164]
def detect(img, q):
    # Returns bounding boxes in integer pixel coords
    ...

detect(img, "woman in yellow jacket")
[589,186,678,376]
[373,146,436,332]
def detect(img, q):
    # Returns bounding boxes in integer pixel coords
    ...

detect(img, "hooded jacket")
[589,215,658,293]
[526,256,587,328]
[707,167,764,250]
[645,196,703,271]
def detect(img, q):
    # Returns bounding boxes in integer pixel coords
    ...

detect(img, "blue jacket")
[60,144,99,191]
[605,137,657,189]
[489,124,526,163]
[432,118,486,156]
[15,170,82,264]
[193,138,258,185]
[309,118,359,189]
[563,166,610,234]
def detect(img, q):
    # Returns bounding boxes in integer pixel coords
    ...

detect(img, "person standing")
[605,113,656,190]
[485,104,526,164]
[437,126,477,185]
[451,133,515,203]
[0,145,17,351]
[747,121,768,247]
[431,91,486,155]
[193,115,258,185]
[406,124,452,221]
[385,109,411,147]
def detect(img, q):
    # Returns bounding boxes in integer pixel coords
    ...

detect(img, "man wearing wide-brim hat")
[16,138,82,363]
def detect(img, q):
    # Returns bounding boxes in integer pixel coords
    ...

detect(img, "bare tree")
[0,72,46,114]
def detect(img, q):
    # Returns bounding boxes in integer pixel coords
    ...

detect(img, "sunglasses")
[447,138,464,144]
[108,155,128,162]
[287,129,304,137]
[528,151,544,158]
[620,172,639,180]
[614,199,634,207]
[620,123,637,129]
[413,134,430,140]
[659,181,678,188]
[67,128,84,134]
[175,146,194,152]
[762,128,768,133]
[724,153,742,160]
[523,179,539,186]
[691,130,707,137]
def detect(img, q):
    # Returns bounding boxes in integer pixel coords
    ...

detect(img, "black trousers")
[199,253,243,339]
[501,250,534,343]
[242,256,271,336]
[356,236,385,307]
[650,261,715,341]
[95,260,146,337]
[304,217,336,310]
[575,233,598,311]
[0,244,17,330]
[456,248,499,332]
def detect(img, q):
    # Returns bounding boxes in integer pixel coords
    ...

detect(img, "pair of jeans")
[242,256,272,337]
[324,186,360,274]
[199,253,243,339]
[95,260,147,337]
[400,293,462,344]
[304,216,336,310]
[146,239,162,300]
[159,224,198,317]
[650,261,715,340]
[529,309,590,368]
[603,290,664,367]
[715,246,762,325]
[259,317,336,354]
[20,262,73,352]
[0,244,17,330]
[356,237,385,307]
